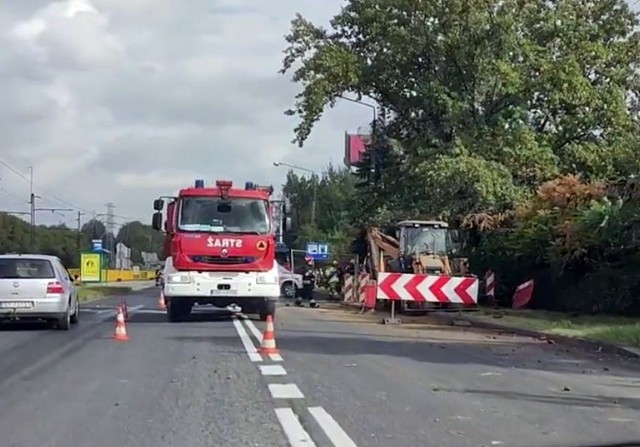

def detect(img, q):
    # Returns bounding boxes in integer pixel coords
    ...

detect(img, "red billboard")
[344,132,371,167]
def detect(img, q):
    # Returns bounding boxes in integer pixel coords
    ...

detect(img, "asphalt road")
[0,287,639,447]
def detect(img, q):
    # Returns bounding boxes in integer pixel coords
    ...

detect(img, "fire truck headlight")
[167,274,190,284]
[256,273,278,285]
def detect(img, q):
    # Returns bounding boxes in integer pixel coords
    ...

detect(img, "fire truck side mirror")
[153,199,164,211]
[283,201,292,215]
[152,212,163,231]
[283,216,292,232]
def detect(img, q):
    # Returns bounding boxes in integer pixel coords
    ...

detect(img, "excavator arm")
[366,227,400,278]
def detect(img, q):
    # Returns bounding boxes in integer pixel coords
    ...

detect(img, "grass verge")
[469,308,640,348]
[77,285,133,302]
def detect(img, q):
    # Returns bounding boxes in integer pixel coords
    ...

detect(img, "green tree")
[0,213,82,267]
[281,0,640,218]
[116,221,164,263]
[282,164,357,257]
[81,219,106,242]
[0,213,162,269]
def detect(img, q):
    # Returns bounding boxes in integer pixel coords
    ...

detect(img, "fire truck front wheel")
[259,300,276,321]
[167,300,191,322]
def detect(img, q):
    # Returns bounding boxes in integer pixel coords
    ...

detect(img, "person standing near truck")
[295,259,318,308]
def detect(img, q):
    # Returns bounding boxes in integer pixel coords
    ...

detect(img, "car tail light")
[46,282,65,294]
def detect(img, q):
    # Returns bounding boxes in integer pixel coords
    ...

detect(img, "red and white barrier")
[342,274,354,302]
[377,272,478,304]
[512,279,534,309]
[484,270,495,297]
[357,272,369,302]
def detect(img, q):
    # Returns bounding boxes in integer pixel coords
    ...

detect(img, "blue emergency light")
[194,179,204,188]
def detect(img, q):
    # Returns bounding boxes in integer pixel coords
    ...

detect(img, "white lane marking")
[232,317,262,362]
[242,317,284,361]
[275,408,317,447]
[269,383,304,399]
[259,364,287,376]
[308,407,358,447]
[243,317,264,342]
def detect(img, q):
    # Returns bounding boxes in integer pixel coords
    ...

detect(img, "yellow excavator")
[364,220,470,311]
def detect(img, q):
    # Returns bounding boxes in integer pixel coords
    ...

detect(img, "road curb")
[435,313,640,360]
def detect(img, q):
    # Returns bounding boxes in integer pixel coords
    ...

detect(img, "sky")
[2,1,639,231]
[0,0,374,229]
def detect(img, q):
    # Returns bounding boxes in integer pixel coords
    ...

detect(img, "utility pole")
[76,210,85,250]
[106,203,116,268]
[28,166,72,250]
[28,166,34,249]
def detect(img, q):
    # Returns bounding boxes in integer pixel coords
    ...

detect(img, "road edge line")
[232,316,262,362]
[241,316,283,361]
[308,406,358,447]
[240,315,263,342]
[275,407,318,447]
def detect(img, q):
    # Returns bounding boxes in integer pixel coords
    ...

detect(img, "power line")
[0,158,92,215]
[0,159,147,231]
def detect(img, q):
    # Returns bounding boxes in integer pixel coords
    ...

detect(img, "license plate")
[208,272,239,278]
[0,301,33,309]
[210,289,237,296]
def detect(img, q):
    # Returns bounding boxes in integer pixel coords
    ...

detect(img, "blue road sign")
[91,239,103,251]
[306,241,330,261]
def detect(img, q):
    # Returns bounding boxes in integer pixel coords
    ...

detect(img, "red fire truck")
[151,179,291,321]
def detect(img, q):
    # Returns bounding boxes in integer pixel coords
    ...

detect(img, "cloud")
[0,0,402,228]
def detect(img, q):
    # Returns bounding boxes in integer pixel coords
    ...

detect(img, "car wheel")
[70,300,79,324]
[281,281,296,299]
[57,310,71,330]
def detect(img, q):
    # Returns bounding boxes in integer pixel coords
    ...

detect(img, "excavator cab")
[393,220,452,275]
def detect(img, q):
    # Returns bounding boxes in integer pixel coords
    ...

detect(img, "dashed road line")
[232,317,262,362]
[268,383,305,399]
[259,364,287,376]
[275,408,317,447]
[308,407,358,447]
[235,313,359,446]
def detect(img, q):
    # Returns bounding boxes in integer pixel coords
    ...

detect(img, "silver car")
[0,254,79,330]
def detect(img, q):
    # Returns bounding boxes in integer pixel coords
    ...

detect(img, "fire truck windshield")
[178,197,270,234]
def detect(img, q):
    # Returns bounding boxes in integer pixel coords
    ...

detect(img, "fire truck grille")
[190,255,254,265]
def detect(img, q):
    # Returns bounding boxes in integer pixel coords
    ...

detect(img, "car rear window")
[0,259,56,279]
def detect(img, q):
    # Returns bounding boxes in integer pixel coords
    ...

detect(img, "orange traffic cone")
[158,290,166,310]
[121,301,129,321]
[113,307,129,341]
[258,315,279,354]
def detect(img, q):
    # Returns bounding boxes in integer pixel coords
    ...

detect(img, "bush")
[468,175,640,315]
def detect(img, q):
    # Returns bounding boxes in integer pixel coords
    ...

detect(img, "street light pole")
[337,96,378,178]
[273,161,317,224]
[284,97,379,178]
